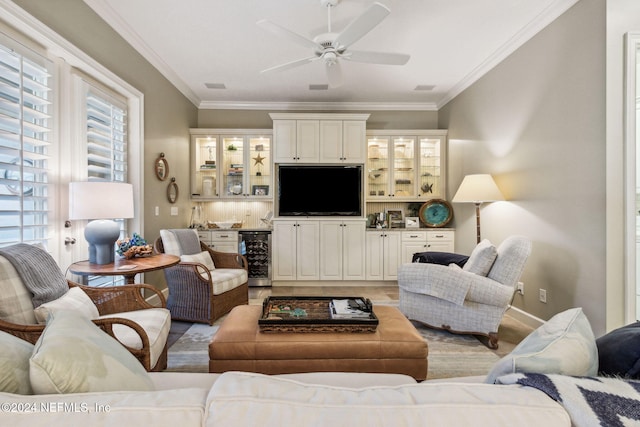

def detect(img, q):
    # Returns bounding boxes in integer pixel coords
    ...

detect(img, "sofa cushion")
[29,310,154,394]
[180,250,216,277]
[98,308,171,368]
[204,371,570,427]
[462,239,497,276]
[209,268,248,295]
[596,321,640,379]
[0,255,38,325]
[0,331,33,395]
[485,307,598,384]
[160,229,200,255]
[33,287,99,324]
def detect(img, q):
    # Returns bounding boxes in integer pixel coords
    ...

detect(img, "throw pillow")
[412,251,469,267]
[180,250,216,278]
[29,310,154,394]
[596,321,640,379]
[0,331,33,395]
[462,239,497,276]
[33,287,99,324]
[485,307,598,384]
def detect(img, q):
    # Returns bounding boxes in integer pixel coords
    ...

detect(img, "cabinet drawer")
[426,230,454,242]
[197,231,212,242]
[402,231,427,241]
[211,231,238,241]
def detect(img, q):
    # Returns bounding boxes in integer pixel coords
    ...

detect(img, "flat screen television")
[278,165,362,217]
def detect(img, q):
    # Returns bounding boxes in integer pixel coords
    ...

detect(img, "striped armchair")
[398,235,532,349]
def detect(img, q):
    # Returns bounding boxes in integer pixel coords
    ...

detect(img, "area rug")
[166,321,500,379]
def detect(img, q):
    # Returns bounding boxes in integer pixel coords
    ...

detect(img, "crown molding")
[436,0,579,109]
[83,0,201,106]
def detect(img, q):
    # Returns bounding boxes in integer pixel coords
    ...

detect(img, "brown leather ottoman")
[209,304,428,381]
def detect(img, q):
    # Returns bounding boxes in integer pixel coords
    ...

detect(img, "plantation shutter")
[83,82,129,286]
[0,36,53,246]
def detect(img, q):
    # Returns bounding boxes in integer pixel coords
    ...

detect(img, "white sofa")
[0,371,571,426]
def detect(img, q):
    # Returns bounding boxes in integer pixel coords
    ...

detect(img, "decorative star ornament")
[253,154,266,165]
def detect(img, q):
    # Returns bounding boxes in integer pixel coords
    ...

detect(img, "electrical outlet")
[516,282,524,295]
[539,288,547,303]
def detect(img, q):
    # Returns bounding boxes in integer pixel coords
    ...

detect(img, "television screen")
[278,165,362,216]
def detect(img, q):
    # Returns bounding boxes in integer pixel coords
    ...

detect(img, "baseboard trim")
[506,305,545,329]
[272,280,394,287]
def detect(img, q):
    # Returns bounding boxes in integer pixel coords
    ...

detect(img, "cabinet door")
[273,120,297,163]
[383,231,402,280]
[319,221,342,280]
[417,136,444,199]
[272,221,297,280]
[401,231,428,263]
[221,136,245,197]
[366,136,391,199]
[392,136,416,199]
[248,135,272,198]
[342,121,366,163]
[365,232,385,280]
[296,220,320,280]
[319,120,343,163]
[191,135,219,199]
[296,120,320,162]
[342,221,366,280]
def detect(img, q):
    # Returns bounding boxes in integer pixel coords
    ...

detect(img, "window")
[0,36,53,247]
[82,81,129,287]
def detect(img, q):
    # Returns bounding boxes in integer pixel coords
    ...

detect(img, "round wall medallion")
[419,199,453,228]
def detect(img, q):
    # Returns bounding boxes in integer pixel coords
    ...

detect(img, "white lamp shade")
[452,174,504,203]
[69,182,135,220]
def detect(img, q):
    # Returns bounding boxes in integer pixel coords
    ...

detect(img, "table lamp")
[452,174,504,244]
[69,182,134,264]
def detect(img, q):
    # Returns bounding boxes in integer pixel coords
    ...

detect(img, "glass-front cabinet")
[366,130,447,201]
[190,129,272,199]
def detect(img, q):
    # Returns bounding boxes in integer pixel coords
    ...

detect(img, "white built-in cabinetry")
[189,129,272,199]
[197,229,239,253]
[270,114,369,163]
[319,220,366,280]
[366,229,455,280]
[272,220,320,280]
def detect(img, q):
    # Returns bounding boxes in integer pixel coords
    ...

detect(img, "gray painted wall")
[198,109,439,129]
[438,0,607,334]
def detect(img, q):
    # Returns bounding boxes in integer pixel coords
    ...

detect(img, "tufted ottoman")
[208,304,428,381]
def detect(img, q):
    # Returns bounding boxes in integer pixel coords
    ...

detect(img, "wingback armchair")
[398,236,532,349]
[154,229,249,325]
[0,244,171,371]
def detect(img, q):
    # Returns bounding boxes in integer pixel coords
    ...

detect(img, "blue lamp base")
[85,219,120,264]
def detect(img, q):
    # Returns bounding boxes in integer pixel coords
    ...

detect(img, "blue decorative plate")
[419,199,453,228]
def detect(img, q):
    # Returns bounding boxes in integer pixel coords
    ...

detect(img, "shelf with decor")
[190,129,272,200]
[366,130,447,201]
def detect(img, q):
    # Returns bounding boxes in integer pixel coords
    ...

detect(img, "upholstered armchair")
[154,229,249,325]
[0,244,171,371]
[398,235,532,349]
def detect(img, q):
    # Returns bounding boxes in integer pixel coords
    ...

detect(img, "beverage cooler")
[238,230,271,287]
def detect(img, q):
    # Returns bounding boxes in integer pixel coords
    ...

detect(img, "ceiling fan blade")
[345,50,410,65]
[261,56,317,73]
[333,2,390,49]
[325,60,343,88]
[256,19,321,50]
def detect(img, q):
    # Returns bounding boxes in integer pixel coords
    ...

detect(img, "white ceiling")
[84,0,578,111]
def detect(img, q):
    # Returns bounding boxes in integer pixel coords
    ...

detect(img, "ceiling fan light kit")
[257,0,410,88]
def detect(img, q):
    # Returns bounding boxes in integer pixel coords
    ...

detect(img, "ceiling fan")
[257,0,410,88]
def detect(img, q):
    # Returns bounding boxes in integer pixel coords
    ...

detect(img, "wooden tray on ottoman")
[259,296,378,333]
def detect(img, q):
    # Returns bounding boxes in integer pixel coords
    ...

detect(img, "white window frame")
[0,1,144,272]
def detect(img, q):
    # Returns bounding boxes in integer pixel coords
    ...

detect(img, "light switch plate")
[170,207,178,216]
